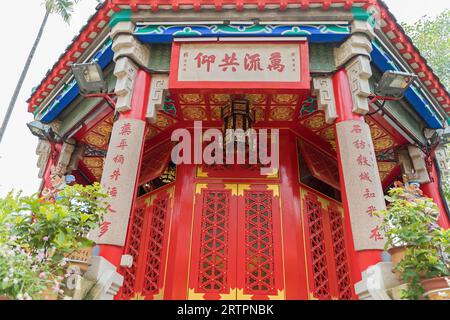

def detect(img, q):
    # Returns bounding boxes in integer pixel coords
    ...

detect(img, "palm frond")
[43,0,81,23]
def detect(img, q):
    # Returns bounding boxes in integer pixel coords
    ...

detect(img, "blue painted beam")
[39,40,114,124]
[371,41,443,129]
[39,25,349,124]
[133,24,351,44]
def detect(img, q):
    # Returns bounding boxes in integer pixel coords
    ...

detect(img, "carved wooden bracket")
[312,76,338,124]
[111,22,150,112]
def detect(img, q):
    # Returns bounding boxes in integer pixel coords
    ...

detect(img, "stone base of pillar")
[355,262,401,300]
[65,257,124,300]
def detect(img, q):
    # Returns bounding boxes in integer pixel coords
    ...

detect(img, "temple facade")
[28,0,450,300]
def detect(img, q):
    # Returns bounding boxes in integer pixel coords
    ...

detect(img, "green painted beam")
[309,44,336,73]
[352,7,377,27]
[109,9,132,28]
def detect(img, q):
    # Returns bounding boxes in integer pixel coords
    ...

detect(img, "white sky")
[0,0,449,197]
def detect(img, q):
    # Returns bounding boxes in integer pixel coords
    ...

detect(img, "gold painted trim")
[266,184,280,198]
[300,186,345,300]
[153,289,164,301]
[236,289,252,301]
[269,290,286,300]
[131,292,146,300]
[237,289,285,300]
[144,194,157,206]
[188,288,238,300]
[195,184,208,195]
[308,292,319,300]
[142,185,176,207]
[188,289,206,300]
[237,184,251,197]
[299,187,311,296]
[299,183,342,206]
[195,165,280,180]
[220,289,237,300]
[277,186,287,300]
[266,168,279,179]
[188,183,286,300]
[186,185,200,299]
[196,165,209,178]
[161,186,175,301]
[224,184,238,196]
[166,187,175,200]
[317,197,330,209]
[301,186,335,209]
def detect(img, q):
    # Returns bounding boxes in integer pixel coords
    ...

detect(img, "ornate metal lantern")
[71,62,107,94]
[221,99,254,146]
[27,121,61,143]
[375,70,417,99]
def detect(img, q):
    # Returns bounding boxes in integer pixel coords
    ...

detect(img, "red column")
[280,130,309,300]
[164,163,197,300]
[98,70,150,267]
[333,69,383,282]
[421,160,450,229]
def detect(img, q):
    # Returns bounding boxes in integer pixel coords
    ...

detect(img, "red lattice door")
[120,187,174,300]
[188,184,285,300]
[236,185,285,300]
[300,187,354,300]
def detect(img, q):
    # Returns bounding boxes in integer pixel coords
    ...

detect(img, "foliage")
[376,186,450,300]
[0,183,108,300]
[43,0,81,23]
[43,0,103,22]
[401,10,450,89]
[445,187,450,207]
[437,146,450,210]
[0,242,59,300]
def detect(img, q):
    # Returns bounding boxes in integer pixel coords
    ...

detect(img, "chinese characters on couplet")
[370,226,384,242]
[366,205,377,217]
[351,124,384,242]
[193,51,287,73]
[99,122,133,238]
[98,222,112,238]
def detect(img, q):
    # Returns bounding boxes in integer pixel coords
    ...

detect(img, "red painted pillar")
[333,69,383,283]
[279,130,309,300]
[97,70,150,268]
[164,163,197,300]
[421,160,450,229]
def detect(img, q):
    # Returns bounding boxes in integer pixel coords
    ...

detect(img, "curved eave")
[27,1,116,112]
[377,0,450,113]
[28,0,450,122]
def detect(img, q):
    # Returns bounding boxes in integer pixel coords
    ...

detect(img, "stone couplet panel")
[90,118,146,246]
[335,120,386,251]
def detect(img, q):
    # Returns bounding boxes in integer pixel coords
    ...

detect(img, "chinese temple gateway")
[29,0,450,300]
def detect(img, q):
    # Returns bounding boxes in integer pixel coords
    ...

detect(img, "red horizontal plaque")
[169,41,310,94]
